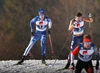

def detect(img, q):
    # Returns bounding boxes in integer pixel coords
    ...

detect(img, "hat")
[83,37,91,42]
[38,8,44,15]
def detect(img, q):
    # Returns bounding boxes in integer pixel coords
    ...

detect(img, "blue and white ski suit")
[71,18,84,50]
[24,16,52,56]
[68,18,84,60]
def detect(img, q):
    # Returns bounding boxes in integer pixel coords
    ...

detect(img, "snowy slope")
[0,60,99,73]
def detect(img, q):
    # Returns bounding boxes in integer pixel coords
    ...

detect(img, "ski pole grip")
[88,13,92,18]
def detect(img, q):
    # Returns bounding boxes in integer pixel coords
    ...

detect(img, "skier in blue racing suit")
[64,12,93,69]
[17,8,52,65]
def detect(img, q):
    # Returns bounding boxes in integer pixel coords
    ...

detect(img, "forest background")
[0,0,100,60]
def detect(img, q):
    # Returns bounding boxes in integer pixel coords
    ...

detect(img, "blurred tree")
[0,0,100,60]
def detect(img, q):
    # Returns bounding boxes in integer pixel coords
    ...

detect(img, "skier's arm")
[94,45,99,69]
[82,17,93,22]
[48,18,52,34]
[68,20,74,31]
[71,45,80,63]
[30,17,37,36]
[94,45,99,64]
[48,18,52,29]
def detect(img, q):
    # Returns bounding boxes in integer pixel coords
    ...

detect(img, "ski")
[14,63,23,65]
[13,63,25,65]
[41,63,48,66]
[56,68,66,71]
[56,68,71,71]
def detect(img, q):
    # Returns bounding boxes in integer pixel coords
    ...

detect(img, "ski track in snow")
[0,60,99,73]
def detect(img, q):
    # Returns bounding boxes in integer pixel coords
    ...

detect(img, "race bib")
[79,50,94,55]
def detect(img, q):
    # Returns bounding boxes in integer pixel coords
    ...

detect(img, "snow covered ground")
[0,60,99,73]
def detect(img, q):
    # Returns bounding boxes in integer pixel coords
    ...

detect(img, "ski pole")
[52,30,73,66]
[89,22,91,35]
[49,35,54,54]
[88,13,92,35]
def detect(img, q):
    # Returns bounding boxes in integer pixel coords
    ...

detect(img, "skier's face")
[39,15,44,20]
[84,42,91,49]
[75,16,82,22]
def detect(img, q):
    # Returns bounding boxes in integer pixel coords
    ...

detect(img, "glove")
[88,13,92,18]
[48,29,51,34]
[73,24,76,26]
[71,63,74,70]
[96,61,99,70]
[31,31,34,36]
[31,29,34,36]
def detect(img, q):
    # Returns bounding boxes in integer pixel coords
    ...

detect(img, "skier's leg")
[64,50,72,69]
[23,35,39,56]
[65,35,78,69]
[41,35,46,64]
[75,59,83,73]
[85,60,94,73]
[17,35,39,64]
[79,34,84,43]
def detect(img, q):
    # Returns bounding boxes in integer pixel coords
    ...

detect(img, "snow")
[0,60,99,73]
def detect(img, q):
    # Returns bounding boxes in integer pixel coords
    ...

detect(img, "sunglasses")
[77,18,82,21]
[40,15,44,17]
[85,42,91,44]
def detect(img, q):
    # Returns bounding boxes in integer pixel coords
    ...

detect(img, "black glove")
[48,29,51,34]
[71,63,74,70]
[96,61,99,70]
[31,31,34,36]
[73,24,76,26]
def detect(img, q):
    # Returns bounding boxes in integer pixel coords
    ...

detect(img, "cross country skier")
[16,8,52,65]
[70,34,99,73]
[64,12,93,69]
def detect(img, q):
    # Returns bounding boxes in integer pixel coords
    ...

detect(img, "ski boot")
[42,55,46,65]
[64,60,70,69]
[16,56,26,65]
